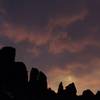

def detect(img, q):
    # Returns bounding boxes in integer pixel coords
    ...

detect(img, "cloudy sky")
[0,0,100,94]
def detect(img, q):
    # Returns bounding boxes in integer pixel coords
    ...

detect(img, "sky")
[0,0,100,95]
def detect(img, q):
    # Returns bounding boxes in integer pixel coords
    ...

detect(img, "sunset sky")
[0,0,100,95]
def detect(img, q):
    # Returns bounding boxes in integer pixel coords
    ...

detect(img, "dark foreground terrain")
[0,46,100,100]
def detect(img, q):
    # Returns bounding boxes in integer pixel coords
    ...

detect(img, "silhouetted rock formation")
[38,71,47,96]
[82,89,94,97]
[0,46,100,100]
[0,47,28,100]
[64,82,77,97]
[0,47,16,98]
[57,82,64,97]
[29,68,39,99]
[0,46,15,63]
[96,91,100,97]
[13,62,28,100]
[29,68,47,99]
[47,88,56,99]
[58,82,64,93]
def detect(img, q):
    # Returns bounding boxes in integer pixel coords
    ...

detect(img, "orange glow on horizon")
[47,66,100,95]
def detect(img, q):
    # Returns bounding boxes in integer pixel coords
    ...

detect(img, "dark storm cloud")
[0,0,55,29]
[0,0,87,29]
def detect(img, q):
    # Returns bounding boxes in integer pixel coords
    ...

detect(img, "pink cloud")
[88,26,99,33]
[48,33,100,54]
[0,8,99,55]
[0,21,99,55]
[27,47,40,57]
[0,22,51,46]
[0,44,4,49]
[48,9,88,32]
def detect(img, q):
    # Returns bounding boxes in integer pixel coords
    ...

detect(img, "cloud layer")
[0,0,100,94]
